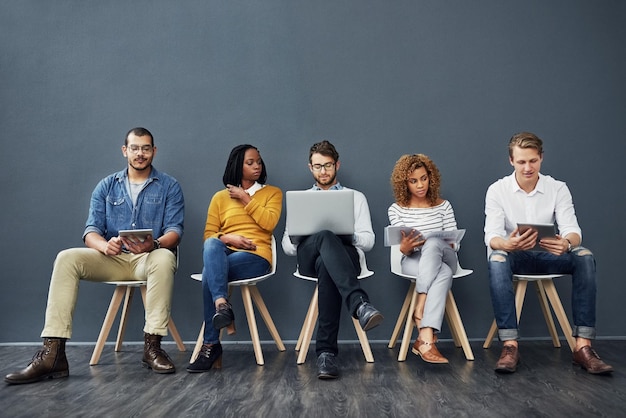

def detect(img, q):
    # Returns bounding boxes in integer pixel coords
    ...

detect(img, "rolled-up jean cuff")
[573,326,596,340]
[498,328,519,341]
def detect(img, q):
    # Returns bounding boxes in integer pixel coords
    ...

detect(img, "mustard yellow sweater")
[203,184,282,265]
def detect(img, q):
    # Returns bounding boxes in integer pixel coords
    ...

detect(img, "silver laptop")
[286,189,355,244]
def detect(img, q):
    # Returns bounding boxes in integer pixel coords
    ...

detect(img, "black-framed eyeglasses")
[311,162,335,171]
[127,145,154,154]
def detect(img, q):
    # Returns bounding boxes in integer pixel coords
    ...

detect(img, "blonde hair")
[509,132,543,158]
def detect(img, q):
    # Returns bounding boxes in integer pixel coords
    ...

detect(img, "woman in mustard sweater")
[187,144,282,373]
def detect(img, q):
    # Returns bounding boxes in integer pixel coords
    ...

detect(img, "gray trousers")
[401,238,457,333]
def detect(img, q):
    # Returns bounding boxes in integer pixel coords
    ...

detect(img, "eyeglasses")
[127,145,153,154]
[311,162,335,171]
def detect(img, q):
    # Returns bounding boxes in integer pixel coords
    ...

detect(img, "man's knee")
[572,246,593,257]
[315,230,337,241]
[489,250,508,263]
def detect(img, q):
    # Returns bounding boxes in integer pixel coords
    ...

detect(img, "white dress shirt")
[484,172,582,256]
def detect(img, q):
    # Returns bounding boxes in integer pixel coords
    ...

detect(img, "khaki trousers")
[41,248,177,339]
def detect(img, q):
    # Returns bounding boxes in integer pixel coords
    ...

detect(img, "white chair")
[190,236,285,366]
[387,245,475,361]
[90,249,185,366]
[483,273,575,351]
[293,249,375,364]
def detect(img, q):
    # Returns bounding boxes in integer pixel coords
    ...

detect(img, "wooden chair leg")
[542,279,576,351]
[296,287,318,352]
[444,290,474,360]
[388,282,415,349]
[248,285,285,351]
[398,290,418,361]
[167,317,186,352]
[297,287,319,365]
[483,320,499,349]
[190,322,205,363]
[534,280,561,348]
[352,318,374,363]
[115,286,134,351]
[90,286,126,366]
[241,285,264,365]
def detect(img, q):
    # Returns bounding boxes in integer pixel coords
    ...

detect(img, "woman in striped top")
[388,154,459,364]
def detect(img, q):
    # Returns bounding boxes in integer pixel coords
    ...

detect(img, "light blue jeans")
[488,246,597,341]
[401,238,457,333]
[201,238,270,344]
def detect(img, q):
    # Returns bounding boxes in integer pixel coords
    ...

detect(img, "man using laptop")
[485,131,613,375]
[282,140,383,380]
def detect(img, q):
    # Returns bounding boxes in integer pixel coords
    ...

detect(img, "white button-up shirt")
[484,172,582,257]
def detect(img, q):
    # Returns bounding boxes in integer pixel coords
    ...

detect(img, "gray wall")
[1,1,625,344]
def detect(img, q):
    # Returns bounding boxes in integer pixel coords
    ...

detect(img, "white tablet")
[118,229,154,243]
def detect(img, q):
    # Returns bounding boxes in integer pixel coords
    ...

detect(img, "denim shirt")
[83,166,184,241]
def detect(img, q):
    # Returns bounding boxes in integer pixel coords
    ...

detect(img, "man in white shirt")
[282,140,383,379]
[484,131,613,375]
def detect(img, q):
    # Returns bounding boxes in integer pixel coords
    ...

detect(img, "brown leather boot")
[4,338,69,384]
[142,333,175,374]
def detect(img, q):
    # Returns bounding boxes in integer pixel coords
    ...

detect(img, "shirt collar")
[245,181,264,196]
[311,182,343,191]
[509,171,544,196]
[114,166,158,183]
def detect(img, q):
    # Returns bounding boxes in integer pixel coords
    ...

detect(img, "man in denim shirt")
[5,127,184,384]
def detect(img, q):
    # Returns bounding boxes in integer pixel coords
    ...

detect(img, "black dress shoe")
[355,301,383,331]
[317,352,339,380]
[187,343,223,373]
[212,302,235,330]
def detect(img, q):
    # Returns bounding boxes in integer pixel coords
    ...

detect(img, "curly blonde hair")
[390,154,442,207]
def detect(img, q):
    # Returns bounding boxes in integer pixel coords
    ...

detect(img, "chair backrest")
[294,247,373,281]
[190,236,277,285]
[389,244,472,279]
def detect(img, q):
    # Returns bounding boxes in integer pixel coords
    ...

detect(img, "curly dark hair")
[390,154,441,207]
[222,144,267,187]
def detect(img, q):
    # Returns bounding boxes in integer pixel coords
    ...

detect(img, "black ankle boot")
[5,338,69,385]
[187,343,223,373]
[212,302,235,330]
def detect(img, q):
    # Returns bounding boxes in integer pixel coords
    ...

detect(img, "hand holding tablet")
[516,223,556,252]
[118,229,153,243]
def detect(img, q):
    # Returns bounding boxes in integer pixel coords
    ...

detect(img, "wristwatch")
[565,238,572,252]
[153,239,161,250]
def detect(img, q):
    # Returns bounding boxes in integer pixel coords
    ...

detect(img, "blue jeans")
[488,247,597,341]
[202,238,270,344]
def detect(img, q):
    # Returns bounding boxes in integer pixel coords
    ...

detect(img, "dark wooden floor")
[1,339,624,417]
